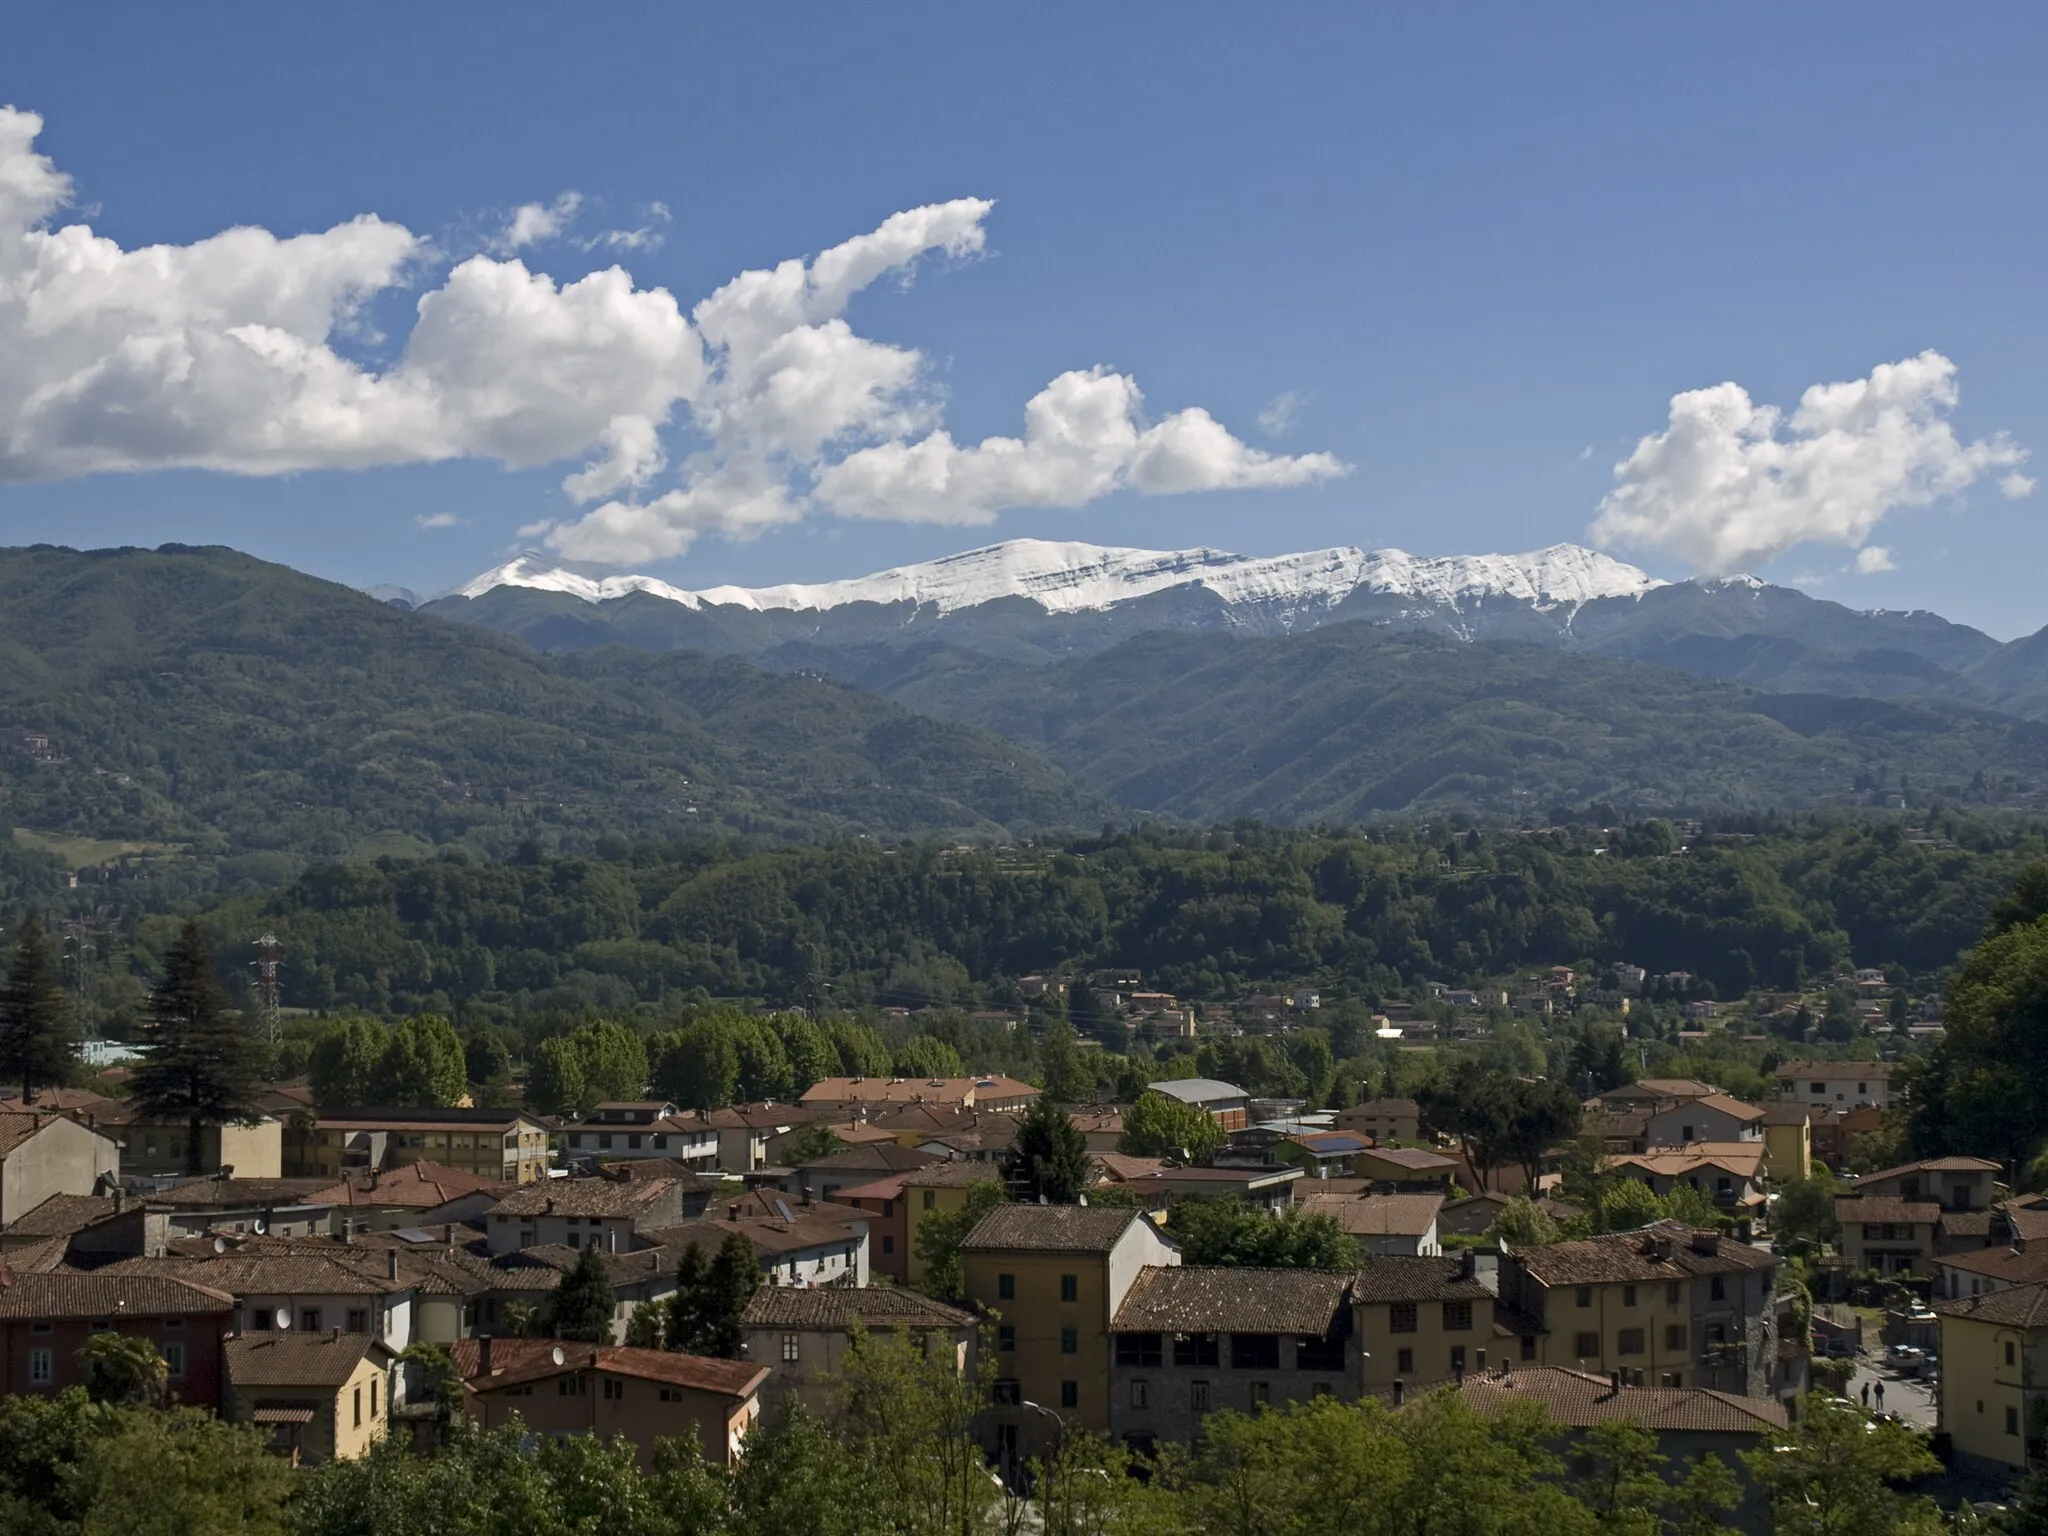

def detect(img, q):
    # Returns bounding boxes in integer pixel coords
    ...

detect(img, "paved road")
[1846,1358,1938,1428]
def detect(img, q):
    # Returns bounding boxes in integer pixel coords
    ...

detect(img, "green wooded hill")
[0,544,1104,873]
[805,623,2048,823]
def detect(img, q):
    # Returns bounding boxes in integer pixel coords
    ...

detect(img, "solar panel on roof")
[773,1198,794,1222]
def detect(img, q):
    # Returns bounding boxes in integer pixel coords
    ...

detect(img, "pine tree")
[665,1241,712,1352]
[1005,1092,1093,1203]
[0,913,74,1102]
[129,921,262,1173]
[549,1244,617,1343]
[700,1233,758,1359]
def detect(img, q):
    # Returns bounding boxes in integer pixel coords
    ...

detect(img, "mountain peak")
[442,537,1663,617]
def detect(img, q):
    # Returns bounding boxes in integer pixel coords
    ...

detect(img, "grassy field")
[12,827,180,869]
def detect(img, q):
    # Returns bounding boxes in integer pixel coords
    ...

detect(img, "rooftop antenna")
[251,932,283,1063]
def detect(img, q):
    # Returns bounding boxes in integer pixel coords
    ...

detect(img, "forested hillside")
[0,544,1101,876]
[818,624,2048,822]
[170,818,2039,1026]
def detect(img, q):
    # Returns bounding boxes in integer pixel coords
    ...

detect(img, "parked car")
[1885,1344,1924,1369]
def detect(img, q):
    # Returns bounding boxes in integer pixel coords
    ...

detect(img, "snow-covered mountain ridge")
[449,538,1665,617]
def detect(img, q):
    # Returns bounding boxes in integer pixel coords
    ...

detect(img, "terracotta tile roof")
[311,1108,543,1132]
[489,1177,677,1218]
[308,1161,515,1209]
[226,1331,391,1388]
[1358,1147,1458,1171]
[108,1249,409,1296]
[2002,1197,2048,1245]
[642,1198,868,1260]
[3,1193,123,1238]
[147,1177,336,1208]
[1854,1156,2002,1186]
[702,1103,815,1130]
[739,1286,976,1331]
[962,1205,1148,1255]
[1938,1210,1994,1239]
[1934,1282,2048,1330]
[1112,1265,1350,1334]
[597,1158,717,1187]
[1835,1196,1942,1226]
[0,1088,119,1115]
[1298,1193,1444,1237]
[1348,1097,1421,1115]
[1938,1244,2048,1286]
[0,1268,234,1318]
[1447,1365,1788,1432]
[1758,1104,1813,1126]
[1686,1093,1765,1122]
[1350,1255,1495,1304]
[1604,1079,1720,1101]
[795,1145,943,1174]
[451,1337,768,1398]
[1512,1223,1775,1287]
[0,1235,71,1271]
[1610,1146,1764,1179]
[900,1160,1009,1190]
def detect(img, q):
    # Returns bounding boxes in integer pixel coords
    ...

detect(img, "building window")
[652,1135,667,1150]
[2006,1341,2017,1366]
[998,1326,1016,1353]
[997,1274,1015,1300]
[1249,1381,1270,1407]
[1709,1278,1726,1302]
[163,1317,184,1331]
[1520,1336,1536,1362]
[882,1236,894,1255]
[370,1377,379,1416]
[1450,1345,1466,1375]
[1061,1328,1078,1356]
[30,1321,52,1334]
[346,1309,369,1333]
[353,1387,363,1428]
[782,1334,801,1363]
[993,1380,1022,1405]
[598,1134,613,1150]
[627,1134,642,1150]
[29,1348,53,1384]
[1442,1301,1473,1332]
[1622,1285,1637,1308]
[1129,1379,1149,1409]
[1575,1286,1593,1308]
[1389,1302,1419,1334]
[603,1378,624,1400]
[1173,1334,1219,1368]
[1665,1283,1681,1306]
[1117,1333,1163,1368]
[2008,1407,2021,1436]
[1059,1381,1078,1409]
[1618,1329,1645,1356]
[301,1309,322,1332]
[923,1191,936,1211]
[1230,1334,1280,1371]
[1665,1325,1687,1350]
[1296,1334,1346,1372]
[1575,1332,1601,1359]
[163,1342,186,1380]
[1189,1380,1210,1412]
[1396,1347,1414,1375]
[1060,1275,1078,1303]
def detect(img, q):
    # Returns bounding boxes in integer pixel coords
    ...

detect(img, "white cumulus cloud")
[0,105,1347,563]
[1854,545,1895,574]
[1257,389,1309,437]
[1588,351,2029,576]
[414,511,466,529]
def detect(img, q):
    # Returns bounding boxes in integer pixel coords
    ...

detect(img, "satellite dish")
[212,1236,227,1254]
[251,1219,266,1235]
[550,1346,566,1367]
[274,1308,291,1330]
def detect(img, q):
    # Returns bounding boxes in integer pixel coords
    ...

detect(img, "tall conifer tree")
[0,914,74,1102]
[130,921,262,1173]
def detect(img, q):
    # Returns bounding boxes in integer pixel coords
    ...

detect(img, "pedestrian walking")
[1861,1381,1871,1408]
[1875,1380,1886,1410]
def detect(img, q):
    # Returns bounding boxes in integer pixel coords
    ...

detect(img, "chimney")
[479,1335,494,1376]
[728,1203,741,1222]
[1689,1231,1720,1256]
[1392,1379,1405,1407]
[387,1250,399,1281]
[332,1325,342,1341]
[1458,1247,1477,1280]
[801,1186,814,1208]
[607,1226,618,1254]
[1608,1370,1622,1397]
[1475,1348,1487,1373]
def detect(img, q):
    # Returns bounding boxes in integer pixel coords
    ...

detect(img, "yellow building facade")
[1936,1282,2048,1476]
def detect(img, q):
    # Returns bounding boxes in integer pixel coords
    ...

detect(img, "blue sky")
[2,5,2045,633]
